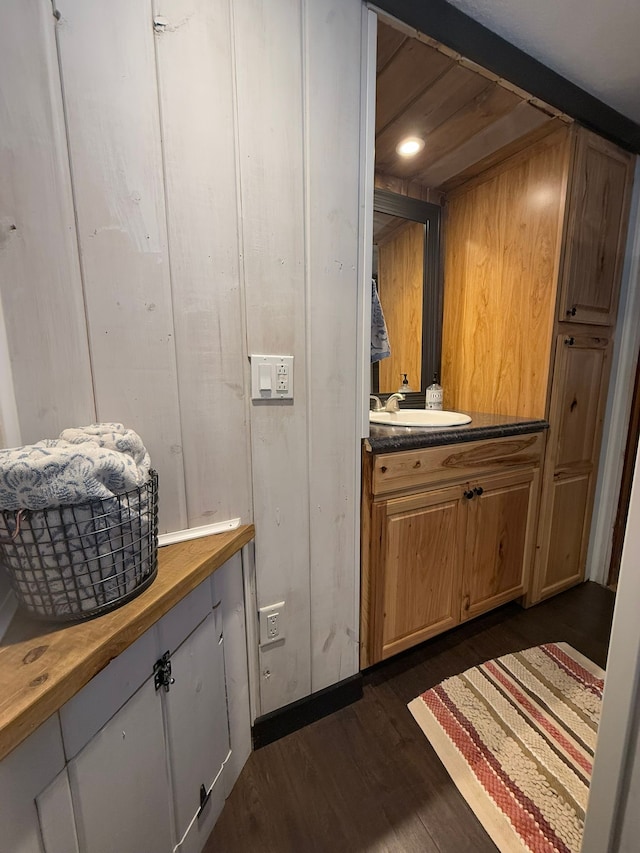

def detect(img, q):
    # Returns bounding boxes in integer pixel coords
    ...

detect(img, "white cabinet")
[164,611,230,853]
[64,577,232,853]
[68,678,173,853]
[0,550,253,853]
[37,769,80,853]
[0,715,66,853]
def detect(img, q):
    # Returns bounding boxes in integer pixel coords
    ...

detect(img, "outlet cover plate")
[250,355,294,401]
[259,601,285,646]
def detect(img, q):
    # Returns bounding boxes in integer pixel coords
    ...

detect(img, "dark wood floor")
[206,582,615,853]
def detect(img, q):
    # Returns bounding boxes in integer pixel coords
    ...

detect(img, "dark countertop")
[365,411,549,453]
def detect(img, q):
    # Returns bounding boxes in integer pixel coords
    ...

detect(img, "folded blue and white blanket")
[59,423,150,471]
[0,425,154,616]
[0,424,151,511]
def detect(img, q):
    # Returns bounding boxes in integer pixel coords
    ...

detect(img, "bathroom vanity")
[360,416,546,667]
[366,55,635,666]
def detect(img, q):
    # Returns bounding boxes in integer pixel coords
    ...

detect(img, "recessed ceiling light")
[396,136,425,157]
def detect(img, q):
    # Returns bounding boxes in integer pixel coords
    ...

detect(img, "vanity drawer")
[371,432,544,496]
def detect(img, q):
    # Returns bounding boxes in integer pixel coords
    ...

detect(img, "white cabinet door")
[68,678,173,853]
[163,611,230,853]
[37,768,80,853]
[0,715,65,853]
[211,551,252,795]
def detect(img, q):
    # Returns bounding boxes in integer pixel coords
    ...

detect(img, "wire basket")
[0,470,158,623]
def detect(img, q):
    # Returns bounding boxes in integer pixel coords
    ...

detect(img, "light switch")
[259,364,272,392]
[250,354,294,401]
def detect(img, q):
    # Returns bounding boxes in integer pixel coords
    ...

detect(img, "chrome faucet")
[370,395,383,411]
[384,392,405,413]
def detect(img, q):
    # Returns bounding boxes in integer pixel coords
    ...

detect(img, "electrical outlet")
[250,355,294,400]
[259,601,286,646]
[267,613,279,639]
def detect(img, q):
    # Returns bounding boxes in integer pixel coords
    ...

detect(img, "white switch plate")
[250,354,294,400]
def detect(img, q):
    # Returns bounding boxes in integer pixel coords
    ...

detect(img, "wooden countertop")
[0,524,254,762]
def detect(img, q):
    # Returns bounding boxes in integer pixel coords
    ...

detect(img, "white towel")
[371,279,391,363]
[60,423,151,474]
[2,488,154,615]
[0,424,154,616]
[0,425,150,511]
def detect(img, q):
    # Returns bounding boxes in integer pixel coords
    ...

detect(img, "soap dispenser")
[425,373,443,410]
[398,373,412,393]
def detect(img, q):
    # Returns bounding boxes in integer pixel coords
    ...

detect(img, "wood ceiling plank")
[375,64,489,171]
[420,101,552,188]
[374,171,445,205]
[399,83,522,181]
[376,39,454,134]
[376,22,406,73]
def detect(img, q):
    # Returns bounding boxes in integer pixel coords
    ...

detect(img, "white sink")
[370,409,472,427]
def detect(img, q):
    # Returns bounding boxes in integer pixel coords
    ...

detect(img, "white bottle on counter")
[425,373,443,410]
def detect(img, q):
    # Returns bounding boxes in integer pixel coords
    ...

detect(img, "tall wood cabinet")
[442,123,635,604]
[557,130,635,326]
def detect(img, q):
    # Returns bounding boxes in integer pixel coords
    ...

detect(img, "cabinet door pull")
[566,305,577,317]
[463,490,474,500]
[564,336,575,346]
[473,486,484,496]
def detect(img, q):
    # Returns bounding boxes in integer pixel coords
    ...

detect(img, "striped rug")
[408,643,605,853]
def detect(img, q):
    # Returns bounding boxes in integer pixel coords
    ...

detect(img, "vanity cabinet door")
[536,472,592,599]
[552,333,611,471]
[67,676,173,853]
[163,610,231,853]
[461,468,539,621]
[559,128,634,326]
[372,485,465,662]
[0,715,66,853]
[530,334,612,603]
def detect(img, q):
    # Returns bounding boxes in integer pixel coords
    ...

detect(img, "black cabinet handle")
[473,486,484,496]
[565,336,575,346]
[463,490,474,500]
[566,305,577,316]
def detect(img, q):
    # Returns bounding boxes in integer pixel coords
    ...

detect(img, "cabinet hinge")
[198,783,212,816]
[153,650,175,693]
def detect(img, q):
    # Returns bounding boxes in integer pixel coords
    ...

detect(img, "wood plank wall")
[0,0,363,715]
[441,127,570,418]
[378,221,425,393]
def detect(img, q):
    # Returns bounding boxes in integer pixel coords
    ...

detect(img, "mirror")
[371,190,442,403]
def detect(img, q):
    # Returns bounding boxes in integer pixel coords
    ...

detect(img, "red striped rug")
[408,643,605,853]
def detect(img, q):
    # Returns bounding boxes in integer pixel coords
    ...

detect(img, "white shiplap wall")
[0,0,95,442]
[152,0,253,530]
[55,0,189,534]
[0,0,364,715]
[232,0,313,710]
[304,0,363,692]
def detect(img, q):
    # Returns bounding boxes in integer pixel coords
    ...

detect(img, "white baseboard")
[158,518,241,548]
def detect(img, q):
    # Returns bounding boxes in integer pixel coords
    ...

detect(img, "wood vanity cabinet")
[441,122,634,606]
[360,433,543,667]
